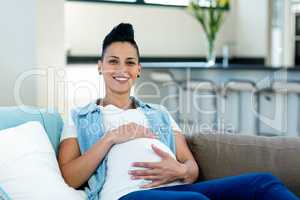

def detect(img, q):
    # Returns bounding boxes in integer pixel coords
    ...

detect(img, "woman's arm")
[58,134,115,189]
[174,131,199,184]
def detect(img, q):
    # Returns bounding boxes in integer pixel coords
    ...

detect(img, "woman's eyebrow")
[127,57,137,60]
[108,56,119,59]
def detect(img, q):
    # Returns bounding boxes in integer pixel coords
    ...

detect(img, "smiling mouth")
[113,75,130,82]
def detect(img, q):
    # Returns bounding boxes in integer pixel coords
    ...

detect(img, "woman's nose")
[115,62,128,71]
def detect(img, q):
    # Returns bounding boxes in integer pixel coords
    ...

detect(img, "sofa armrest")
[186,133,300,196]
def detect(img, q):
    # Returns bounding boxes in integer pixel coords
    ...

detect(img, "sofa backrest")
[186,133,300,196]
[0,106,63,154]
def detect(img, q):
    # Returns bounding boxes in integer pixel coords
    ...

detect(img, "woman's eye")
[109,60,118,64]
[127,62,136,65]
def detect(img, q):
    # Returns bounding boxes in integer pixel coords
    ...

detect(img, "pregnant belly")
[100,138,183,200]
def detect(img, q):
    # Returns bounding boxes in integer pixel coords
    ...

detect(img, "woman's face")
[98,42,141,95]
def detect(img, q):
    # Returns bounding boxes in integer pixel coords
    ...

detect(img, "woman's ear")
[98,60,102,75]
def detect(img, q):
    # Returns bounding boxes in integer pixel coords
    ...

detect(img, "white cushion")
[0,121,86,200]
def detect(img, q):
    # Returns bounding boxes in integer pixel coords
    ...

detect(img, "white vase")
[206,39,216,67]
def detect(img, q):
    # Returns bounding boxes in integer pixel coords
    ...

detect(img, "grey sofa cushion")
[186,133,300,196]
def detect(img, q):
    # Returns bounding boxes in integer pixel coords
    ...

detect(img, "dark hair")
[101,23,140,62]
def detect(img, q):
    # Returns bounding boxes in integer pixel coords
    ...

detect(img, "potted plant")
[187,0,230,66]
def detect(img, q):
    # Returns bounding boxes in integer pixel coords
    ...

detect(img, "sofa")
[0,106,300,197]
[186,133,300,196]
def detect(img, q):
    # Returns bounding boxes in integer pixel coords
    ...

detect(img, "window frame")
[67,0,230,10]
[67,0,188,8]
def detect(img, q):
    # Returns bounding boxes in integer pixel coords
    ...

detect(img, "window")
[68,0,188,7]
[68,0,228,8]
[144,0,189,6]
[101,0,136,2]
[144,0,221,7]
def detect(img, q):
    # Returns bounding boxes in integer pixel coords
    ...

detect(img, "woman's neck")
[101,92,134,109]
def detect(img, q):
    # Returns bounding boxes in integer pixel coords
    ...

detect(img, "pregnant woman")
[58,23,299,200]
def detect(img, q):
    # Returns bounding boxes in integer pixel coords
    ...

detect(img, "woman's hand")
[107,122,156,145]
[128,144,187,189]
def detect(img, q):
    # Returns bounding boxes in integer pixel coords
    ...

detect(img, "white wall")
[0,0,65,107]
[36,0,65,109]
[65,0,269,58]
[233,0,269,57]
[283,0,294,66]
[65,1,236,58]
[0,0,37,106]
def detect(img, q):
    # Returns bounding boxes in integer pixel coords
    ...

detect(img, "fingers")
[151,144,169,158]
[129,169,161,181]
[141,127,155,138]
[128,123,156,138]
[140,125,156,138]
[129,168,159,176]
[113,123,157,143]
[131,161,160,169]
[131,175,160,181]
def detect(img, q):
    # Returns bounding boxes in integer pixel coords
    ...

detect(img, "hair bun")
[101,22,140,60]
[110,23,134,40]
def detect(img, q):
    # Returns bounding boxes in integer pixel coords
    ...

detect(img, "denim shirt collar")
[77,96,152,116]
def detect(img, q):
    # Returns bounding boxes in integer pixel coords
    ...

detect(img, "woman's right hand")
[107,122,157,145]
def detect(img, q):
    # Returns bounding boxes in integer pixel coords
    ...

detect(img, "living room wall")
[65,0,269,58]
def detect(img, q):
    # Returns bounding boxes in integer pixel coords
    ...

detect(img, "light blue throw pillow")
[0,186,11,200]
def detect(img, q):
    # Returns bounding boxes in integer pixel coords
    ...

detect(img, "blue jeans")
[119,173,299,200]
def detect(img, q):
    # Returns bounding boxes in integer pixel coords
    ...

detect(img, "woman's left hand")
[129,144,187,189]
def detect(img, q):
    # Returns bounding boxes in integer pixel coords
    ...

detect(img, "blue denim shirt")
[71,96,176,200]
